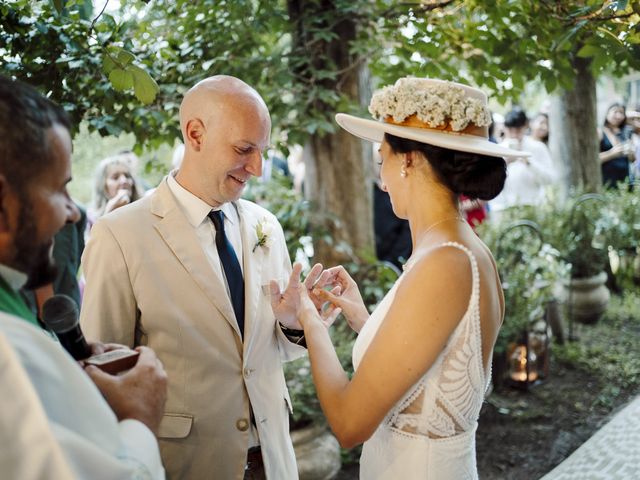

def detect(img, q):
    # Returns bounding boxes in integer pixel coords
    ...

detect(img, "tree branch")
[89,0,110,35]
[381,0,457,19]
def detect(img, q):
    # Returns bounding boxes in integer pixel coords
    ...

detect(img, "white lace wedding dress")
[352,242,491,479]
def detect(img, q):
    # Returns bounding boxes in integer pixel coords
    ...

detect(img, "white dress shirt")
[166,173,261,447]
[0,313,165,479]
[0,332,75,480]
[167,173,244,289]
[490,136,557,212]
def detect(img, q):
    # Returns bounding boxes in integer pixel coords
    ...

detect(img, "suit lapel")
[236,202,263,355]
[152,180,241,339]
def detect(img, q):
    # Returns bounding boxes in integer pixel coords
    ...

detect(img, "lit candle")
[509,344,538,382]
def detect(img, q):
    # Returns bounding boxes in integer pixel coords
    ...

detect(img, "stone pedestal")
[292,424,341,480]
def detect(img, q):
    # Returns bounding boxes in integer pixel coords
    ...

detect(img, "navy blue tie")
[208,210,245,337]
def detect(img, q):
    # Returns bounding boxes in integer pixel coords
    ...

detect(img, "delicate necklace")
[403,216,466,271]
[418,216,466,242]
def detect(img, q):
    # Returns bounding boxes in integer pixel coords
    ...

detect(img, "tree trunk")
[549,56,601,193]
[305,116,373,265]
[288,0,374,266]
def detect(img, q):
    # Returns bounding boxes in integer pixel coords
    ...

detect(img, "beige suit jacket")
[80,178,305,479]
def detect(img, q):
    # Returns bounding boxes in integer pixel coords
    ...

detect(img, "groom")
[80,75,307,479]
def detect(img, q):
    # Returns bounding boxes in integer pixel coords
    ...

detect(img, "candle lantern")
[495,220,554,390]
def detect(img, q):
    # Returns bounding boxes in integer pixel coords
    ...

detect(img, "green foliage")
[555,292,640,393]
[479,220,568,354]
[374,1,640,103]
[478,185,640,352]
[483,190,612,279]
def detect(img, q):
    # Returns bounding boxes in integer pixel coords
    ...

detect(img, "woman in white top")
[490,107,556,218]
[271,77,527,479]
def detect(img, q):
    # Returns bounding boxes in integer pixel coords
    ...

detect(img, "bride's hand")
[270,263,342,330]
[311,265,369,333]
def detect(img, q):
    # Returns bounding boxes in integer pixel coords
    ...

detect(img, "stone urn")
[292,424,341,480]
[556,271,610,324]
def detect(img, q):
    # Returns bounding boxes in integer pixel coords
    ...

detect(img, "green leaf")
[102,54,116,74]
[108,68,134,91]
[576,44,602,58]
[130,65,159,104]
[117,49,136,67]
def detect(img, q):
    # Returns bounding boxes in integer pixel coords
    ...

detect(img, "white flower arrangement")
[253,218,273,252]
[368,78,492,132]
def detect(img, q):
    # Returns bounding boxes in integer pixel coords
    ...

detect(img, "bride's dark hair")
[385,133,507,201]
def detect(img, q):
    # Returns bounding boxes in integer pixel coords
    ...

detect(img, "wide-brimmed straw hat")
[336,77,530,159]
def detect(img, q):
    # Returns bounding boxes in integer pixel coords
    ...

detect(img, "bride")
[271,77,529,479]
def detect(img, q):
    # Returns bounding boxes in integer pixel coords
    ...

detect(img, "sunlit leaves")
[374,0,640,103]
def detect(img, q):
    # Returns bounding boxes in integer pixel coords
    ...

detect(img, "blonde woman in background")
[88,154,143,228]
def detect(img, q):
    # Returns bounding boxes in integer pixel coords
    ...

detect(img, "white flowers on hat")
[368,77,492,132]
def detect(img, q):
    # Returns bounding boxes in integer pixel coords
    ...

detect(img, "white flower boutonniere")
[253,218,273,252]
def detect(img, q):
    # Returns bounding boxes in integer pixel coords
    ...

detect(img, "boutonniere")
[253,218,273,252]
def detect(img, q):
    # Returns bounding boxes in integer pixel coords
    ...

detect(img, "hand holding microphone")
[41,294,139,373]
[42,294,167,433]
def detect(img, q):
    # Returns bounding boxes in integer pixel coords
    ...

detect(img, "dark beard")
[13,199,58,289]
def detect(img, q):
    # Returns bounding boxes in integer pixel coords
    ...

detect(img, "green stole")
[0,274,39,328]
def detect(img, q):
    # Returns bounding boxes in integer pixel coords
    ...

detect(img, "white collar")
[167,172,238,227]
[0,264,28,291]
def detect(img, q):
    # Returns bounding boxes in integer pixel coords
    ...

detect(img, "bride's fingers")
[314,268,339,289]
[303,263,324,290]
[313,287,344,308]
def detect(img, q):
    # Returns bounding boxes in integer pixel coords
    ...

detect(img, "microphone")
[41,294,92,360]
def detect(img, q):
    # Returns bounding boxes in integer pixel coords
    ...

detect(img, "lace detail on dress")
[384,242,488,440]
[391,242,487,439]
[351,241,491,479]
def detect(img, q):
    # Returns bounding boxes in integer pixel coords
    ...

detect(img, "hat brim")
[335,113,531,158]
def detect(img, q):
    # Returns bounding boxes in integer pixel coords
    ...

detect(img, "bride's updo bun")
[385,133,507,201]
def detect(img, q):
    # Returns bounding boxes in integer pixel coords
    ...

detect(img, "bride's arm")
[299,248,473,448]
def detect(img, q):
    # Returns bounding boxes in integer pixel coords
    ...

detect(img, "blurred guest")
[88,154,143,228]
[118,149,152,191]
[261,148,291,182]
[489,107,556,221]
[599,103,635,188]
[491,112,505,143]
[530,112,549,145]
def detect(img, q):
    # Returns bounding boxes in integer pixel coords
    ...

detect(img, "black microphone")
[41,294,92,360]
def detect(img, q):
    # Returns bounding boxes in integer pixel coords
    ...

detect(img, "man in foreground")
[0,75,167,479]
[81,75,308,479]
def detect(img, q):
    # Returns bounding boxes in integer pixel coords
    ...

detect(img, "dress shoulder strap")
[437,241,480,304]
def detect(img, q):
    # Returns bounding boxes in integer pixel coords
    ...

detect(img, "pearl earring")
[400,168,407,178]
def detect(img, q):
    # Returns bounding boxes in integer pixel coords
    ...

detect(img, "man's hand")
[270,263,342,330]
[85,346,167,434]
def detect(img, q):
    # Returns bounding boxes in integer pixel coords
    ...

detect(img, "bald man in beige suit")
[81,76,308,479]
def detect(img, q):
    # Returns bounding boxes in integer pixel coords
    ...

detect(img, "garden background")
[2,1,640,478]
